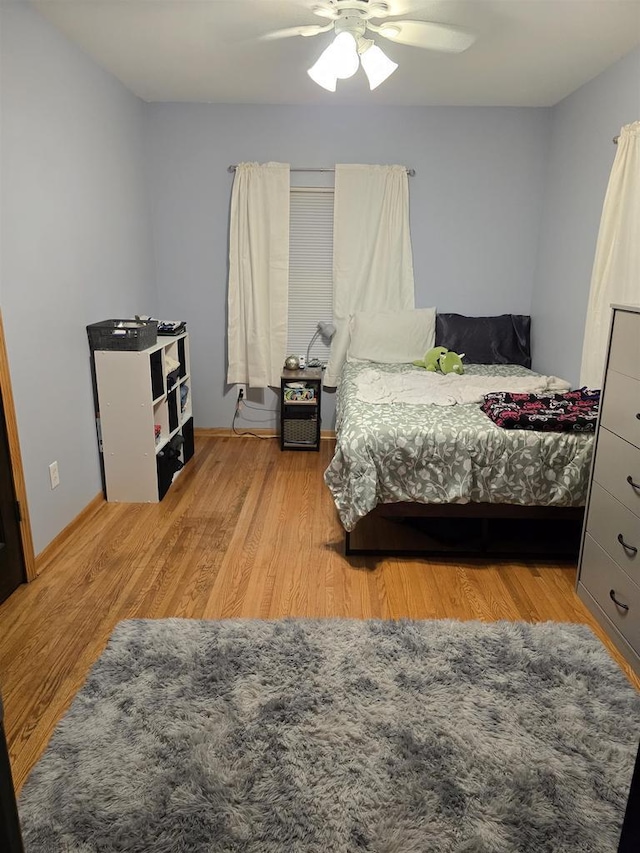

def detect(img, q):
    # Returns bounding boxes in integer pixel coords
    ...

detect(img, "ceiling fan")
[260,0,477,91]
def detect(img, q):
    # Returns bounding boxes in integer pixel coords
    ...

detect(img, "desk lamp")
[306,321,336,368]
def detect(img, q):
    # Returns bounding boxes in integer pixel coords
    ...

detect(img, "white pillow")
[347,308,436,363]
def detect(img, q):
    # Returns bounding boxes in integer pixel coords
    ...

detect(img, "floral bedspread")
[324,362,594,531]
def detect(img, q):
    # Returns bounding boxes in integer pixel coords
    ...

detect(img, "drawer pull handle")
[627,475,640,491]
[609,589,629,611]
[617,533,638,555]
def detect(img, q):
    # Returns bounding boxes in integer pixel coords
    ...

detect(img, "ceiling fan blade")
[259,24,331,42]
[375,20,476,53]
[310,2,339,20]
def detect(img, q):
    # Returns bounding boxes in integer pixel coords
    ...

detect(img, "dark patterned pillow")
[435,314,531,368]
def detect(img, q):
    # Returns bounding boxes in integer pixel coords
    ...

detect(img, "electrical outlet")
[237,387,245,401]
[49,461,60,489]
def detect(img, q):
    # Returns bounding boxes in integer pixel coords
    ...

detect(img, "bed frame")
[344,502,585,560]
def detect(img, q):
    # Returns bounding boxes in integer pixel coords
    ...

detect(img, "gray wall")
[531,47,640,383]
[145,103,552,430]
[0,2,156,554]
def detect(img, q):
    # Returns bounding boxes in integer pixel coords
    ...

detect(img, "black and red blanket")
[480,388,600,432]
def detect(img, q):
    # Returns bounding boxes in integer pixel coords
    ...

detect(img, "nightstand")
[280,368,322,451]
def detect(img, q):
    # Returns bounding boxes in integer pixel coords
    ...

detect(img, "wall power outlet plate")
[49,460,60,489]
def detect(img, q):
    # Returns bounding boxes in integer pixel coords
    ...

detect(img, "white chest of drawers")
[577,304,640,674]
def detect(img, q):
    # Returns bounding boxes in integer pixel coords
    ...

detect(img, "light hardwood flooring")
[1,436,638,793]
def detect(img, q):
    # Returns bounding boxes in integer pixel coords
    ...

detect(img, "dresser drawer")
[600,369,640,448]
[593,428,640,519]
[608,310,640,381]
[579,535,640,652]
[585,482,640,584]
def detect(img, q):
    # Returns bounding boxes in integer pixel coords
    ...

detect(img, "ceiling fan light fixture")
[264,4,478,93]
[360,43,398,90]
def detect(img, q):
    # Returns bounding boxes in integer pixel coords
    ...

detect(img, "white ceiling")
[32,0,640,107]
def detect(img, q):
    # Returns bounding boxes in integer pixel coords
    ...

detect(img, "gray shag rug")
[19,618,640,852]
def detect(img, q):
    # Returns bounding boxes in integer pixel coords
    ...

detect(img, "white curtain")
[227,162,290,388]
[580,121,640,388]
[324,164,415,386]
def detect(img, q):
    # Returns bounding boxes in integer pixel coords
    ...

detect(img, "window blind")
[287,188,334,362]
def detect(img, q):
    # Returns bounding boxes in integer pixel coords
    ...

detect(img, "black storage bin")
[87,319,157,351]
[282,408,318,446]
[168,391,179,432]
[182,417,194,464]
[178,337,187,378]
[156,456,174,501]
[150,351,164,400]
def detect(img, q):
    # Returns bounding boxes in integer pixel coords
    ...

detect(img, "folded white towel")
[355,369,572,406]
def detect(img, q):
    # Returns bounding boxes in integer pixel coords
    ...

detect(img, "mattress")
[324,361,594,531]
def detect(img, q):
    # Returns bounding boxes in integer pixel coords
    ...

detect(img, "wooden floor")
[1,435,638,793]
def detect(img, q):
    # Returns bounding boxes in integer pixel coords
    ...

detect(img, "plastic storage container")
[87,319,158,351]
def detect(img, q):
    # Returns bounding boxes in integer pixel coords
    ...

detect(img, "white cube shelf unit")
[93,332,194,502]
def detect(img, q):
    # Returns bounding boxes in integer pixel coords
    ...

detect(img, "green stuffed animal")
[439,350,465,375]
[413,346,465,375]
[413,346,448,371]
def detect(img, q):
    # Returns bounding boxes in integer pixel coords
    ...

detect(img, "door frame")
[0,311,36,582]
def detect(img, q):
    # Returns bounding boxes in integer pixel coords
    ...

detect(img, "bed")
[324,311,595,557]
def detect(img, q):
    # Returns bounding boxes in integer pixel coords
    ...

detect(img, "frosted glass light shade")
[307,60,338,91]
[330,32,359,79]
[307,31,359,90]
[360,43,398,90]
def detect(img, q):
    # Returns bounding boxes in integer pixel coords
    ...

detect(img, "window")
[287,188,334,364]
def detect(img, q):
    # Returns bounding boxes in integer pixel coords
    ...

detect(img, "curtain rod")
[227,165,416,176]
